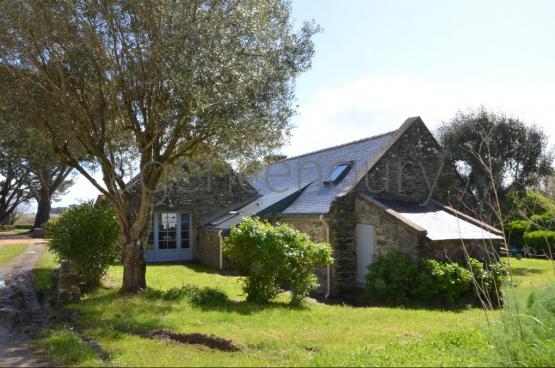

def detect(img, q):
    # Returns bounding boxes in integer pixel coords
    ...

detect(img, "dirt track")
[0,235,48,367]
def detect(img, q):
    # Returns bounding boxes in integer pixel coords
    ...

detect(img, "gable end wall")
[360,119,472,207]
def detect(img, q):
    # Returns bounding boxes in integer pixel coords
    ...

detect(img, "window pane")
[330,164,349,181]
[158,213,178,250]
[327,164,351,184]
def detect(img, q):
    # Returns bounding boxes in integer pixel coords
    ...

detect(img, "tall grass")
[490,285,555,367]
[454,135,555,367]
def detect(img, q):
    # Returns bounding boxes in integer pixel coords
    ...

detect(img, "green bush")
[365,251,417,304]
[365,253,507,307]
[530,213,555,231]
[225,217,333,305]
[502,190,555,221]
[523,230,555,255]
[414,260,472,305]
[504,220,531,247]
[501,191,555,250]
[46,202,120,287]
[467,258,507,306]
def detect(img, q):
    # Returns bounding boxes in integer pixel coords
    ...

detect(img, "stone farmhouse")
[145,116,503,296]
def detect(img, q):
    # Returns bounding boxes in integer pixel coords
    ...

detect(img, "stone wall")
[361,119,472,207]
[422,239,499,263]
[277,216,327,243]
[354,196,424,259]
[327,192,357,295]
[196,228,222,269]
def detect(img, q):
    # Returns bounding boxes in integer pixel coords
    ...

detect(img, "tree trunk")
[33,188,51,228]
[121,236,147,292]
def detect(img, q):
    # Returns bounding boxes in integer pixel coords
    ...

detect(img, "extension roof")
[362,195,503,241]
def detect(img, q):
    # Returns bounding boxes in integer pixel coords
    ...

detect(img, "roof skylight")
[325,163,352,185]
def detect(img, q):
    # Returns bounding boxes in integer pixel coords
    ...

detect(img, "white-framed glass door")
[145,212,193,262]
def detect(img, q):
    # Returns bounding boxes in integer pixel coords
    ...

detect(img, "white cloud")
[283,75,555,157]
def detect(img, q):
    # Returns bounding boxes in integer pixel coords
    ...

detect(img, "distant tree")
[0,0,317,292]
[0,72,78,229]
[438,108,553,214]
[540,174,555,202]
[50,207,69,215]
[0,148,32,224]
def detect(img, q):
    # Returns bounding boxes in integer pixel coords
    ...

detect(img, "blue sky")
[53,0,555,208]
[281,0,555,156]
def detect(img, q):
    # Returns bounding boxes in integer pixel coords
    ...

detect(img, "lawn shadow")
[147,285,308,315]
[65,283,305,346]
[313,291,477,312]
[146,261,237,276]
[510,267,546,276]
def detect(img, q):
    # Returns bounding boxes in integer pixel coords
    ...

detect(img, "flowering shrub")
[225,217,333,304]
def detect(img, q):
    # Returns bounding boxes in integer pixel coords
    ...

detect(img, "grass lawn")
[33,256,554,367]
[0,243,28,265]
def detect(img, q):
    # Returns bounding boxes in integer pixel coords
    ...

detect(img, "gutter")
[319,214,331,299]
[218,230,224,270]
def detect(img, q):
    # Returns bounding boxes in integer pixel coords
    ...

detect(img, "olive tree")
[0,75,77,229]
[438,107,553,215]
[0,0,317,292]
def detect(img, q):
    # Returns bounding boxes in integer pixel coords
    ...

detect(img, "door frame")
[145,211,193,262]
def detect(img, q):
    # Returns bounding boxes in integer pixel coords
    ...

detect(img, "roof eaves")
[359,193,428,234]
[433,201,504,235]
[275,212,326,217]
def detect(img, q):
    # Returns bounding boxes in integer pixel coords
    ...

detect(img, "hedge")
[504,220,531,247]
[523,230,555,255]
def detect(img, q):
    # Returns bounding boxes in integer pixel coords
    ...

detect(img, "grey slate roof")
[206,130,395,229]
[254,131,394,214]
[373,198,503,241]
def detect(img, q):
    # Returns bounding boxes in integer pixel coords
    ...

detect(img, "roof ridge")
[272,129,397,164]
